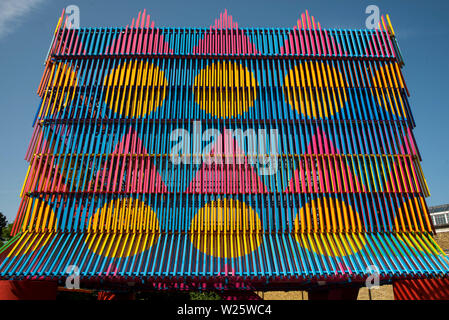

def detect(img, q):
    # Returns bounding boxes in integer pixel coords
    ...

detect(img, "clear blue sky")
[0,0,448,222]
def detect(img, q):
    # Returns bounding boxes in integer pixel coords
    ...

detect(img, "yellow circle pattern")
[103,61,168,117]
[372,63,406,117]
[394,196,431,233]
[189,198,262,258]
[86,198,160,258]
[283,61,348,118]
[294,198,366,257]
[194,62,258,118]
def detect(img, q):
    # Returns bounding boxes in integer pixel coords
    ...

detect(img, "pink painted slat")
[304,155,312,193]
[43,153,57,192]
[307,13,316,56]
[22,157,37,194]
[382,16,396,58]
[282,32,289,55]
[331,33,338,57]
[310,137,319,193]
[317,23,326,56]
[298,19,306,55]
[287,29,293,55]
[132,132,140,193]
[371,33,379,57]
[143,15,150,54]
[127,131,136,193]
[225,11,229,55]
[312,17,321,56]
[388,159,398,193]
[324,29,332,56]
[209,27,213,55]
[138,157,145,195]
[321,155,331,193]
[109,132,125,193]
[315,155,326,192]
[121,25,128,54]
[344,158,356,193]
[149,21,155,55]
[156,158,162,194]
[30,130,46,191]
[158,33,164,54]
[66,27,77,55]
[149,157,155,193]
[220,19,224,55]
[60,18,72,55]
[215,22,218,55]
[113,29,121,55]
[332,156,342,192]
[126,18,135,54]
[230,15,234,55]
[93,156,103,193]
[200,28,205,54]
[299,158,306,193]
[31,154,45,193]
[125,155,132,193]
[113,152,124,193]
[50,9,65,55]
[143,156,149,193]
[327,156,337,193]
[98,153,109,193]
[137,10,145,54]
[132,11,141,54]
[244,29,249,55]
[302,14,311,55]
[396,154,409,193]
[153,28,159,54]
[292,26,300,55]
[236,23,241,55]
[55,14,68,55]
[374,28,385,57]
[207,28,211,54]
[377,19,389,57]
[25,126,39,160]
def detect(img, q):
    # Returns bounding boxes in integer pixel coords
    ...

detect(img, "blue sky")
[0,0,448,222]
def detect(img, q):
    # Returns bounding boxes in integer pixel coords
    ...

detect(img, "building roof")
[430,204,449,214]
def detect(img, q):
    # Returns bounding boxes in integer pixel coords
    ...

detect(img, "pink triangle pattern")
[90,127,168,193]
[22,128,71,194]
[191,9,258,55]
[284,128,365,193]
[104,9,173,55]
[384,130,420,193]
[187,129,268,194]
[279,10,347,56]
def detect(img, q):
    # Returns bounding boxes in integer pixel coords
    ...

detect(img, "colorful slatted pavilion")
[1,8,448,300]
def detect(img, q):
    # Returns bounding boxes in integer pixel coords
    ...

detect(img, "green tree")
[0,213,11,247]
[0,213,6,235]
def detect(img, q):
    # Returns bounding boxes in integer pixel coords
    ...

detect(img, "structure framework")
[0,9,448,294]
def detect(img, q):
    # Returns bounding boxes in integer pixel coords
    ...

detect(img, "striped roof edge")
[0,231,448,289]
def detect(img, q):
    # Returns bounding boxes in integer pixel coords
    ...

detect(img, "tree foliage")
[0,212,12,247]
[0,213,6,236]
